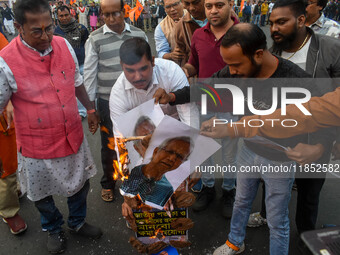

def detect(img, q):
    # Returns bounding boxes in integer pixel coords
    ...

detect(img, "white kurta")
[77,7,88,28]
[18,137,97,201]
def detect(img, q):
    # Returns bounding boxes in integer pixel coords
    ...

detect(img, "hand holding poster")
[116,101,220,253]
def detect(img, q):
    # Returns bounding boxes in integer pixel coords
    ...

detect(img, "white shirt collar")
[103,22,131,35]
[20,36,53,57]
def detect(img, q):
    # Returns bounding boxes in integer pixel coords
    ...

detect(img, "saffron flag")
[70,0,76,5]
[129,8,136,22]
[240,0,245,13]
[134,0,144,20]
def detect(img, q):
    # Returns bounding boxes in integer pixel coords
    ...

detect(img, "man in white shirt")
[109,37,198,134]
[111,38,198,226]
[84,0,147,203]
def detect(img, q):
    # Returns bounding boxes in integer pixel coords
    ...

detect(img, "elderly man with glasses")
[154,0,187,63]
[121,136,191,208]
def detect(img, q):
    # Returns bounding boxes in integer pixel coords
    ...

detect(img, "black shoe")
[192,186,215,212]
[69,222,103,239]
[221,188,236,219]
[47,231,66,254]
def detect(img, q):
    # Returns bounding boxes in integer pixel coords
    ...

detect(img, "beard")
[231,57,262,78]
[249,63,262,77]
[271,25,298,52]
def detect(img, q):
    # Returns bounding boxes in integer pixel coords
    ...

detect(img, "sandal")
[101,189,114,202]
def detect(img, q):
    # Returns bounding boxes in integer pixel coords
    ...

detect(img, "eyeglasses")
[29,25,55,38]
[165,1,181,9]
[102,11,122,18]
[160,147,188,161]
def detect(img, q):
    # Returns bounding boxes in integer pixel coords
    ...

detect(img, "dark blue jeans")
[260,14,266,26]
[97,98,117,190]
[34,180,90,234]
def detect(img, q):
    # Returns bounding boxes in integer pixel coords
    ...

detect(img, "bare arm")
[75,84,99,134]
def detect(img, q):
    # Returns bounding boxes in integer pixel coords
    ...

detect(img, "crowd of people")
[0,0,340,254]
[50,1,101,31]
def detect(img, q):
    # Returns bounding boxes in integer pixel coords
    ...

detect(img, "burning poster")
[115,99,165,170]
[120,134,192,209]
[120,115,220,209]
[114,103,220,253]
[132,208,191,245]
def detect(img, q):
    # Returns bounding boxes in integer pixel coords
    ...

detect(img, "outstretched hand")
[153,88,174,104]
[200,117,230,138]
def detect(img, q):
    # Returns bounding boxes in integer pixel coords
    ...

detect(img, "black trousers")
[295,177,326,234]
[97,98,117,190]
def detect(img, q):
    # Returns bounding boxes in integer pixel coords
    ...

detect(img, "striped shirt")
[84,23,147,101]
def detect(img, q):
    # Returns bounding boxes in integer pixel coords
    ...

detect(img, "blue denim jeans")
[34,180,90,234]
[228,145,294,255]
[201,112,238,191]
[253,14,261,26]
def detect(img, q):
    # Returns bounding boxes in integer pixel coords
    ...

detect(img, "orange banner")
[134,0,144,20]
[240,0,245,13]
[129,8,136,22]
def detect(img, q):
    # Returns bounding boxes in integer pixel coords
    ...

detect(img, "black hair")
[14,0,51,25]
[120,37,152,65]
[316,0,328,11]
[57,5,70,14]
[273,0,306,17]
[221,23,267,59]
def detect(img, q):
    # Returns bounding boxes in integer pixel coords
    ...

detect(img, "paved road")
[1,27,340,255]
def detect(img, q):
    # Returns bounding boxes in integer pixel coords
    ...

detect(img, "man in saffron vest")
[0,0,102,253]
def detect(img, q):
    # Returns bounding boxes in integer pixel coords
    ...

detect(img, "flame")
[106,129,130,181]
[100,126,110,134]
[150,228,165,239]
